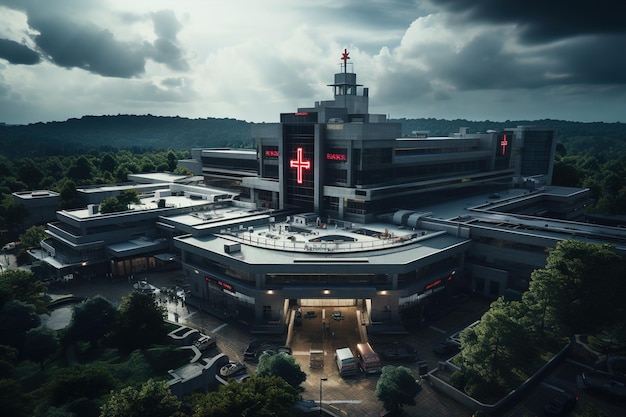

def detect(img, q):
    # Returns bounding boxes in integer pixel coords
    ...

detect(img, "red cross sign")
[500,134,508,156]
[341,48,350,65]
[290,147,310,184]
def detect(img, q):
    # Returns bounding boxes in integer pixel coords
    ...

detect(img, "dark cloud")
[29,15,147,77]
[148,10,188,71]
[0,38,41,64]
[430,0,626,43]
[0,2,188,77]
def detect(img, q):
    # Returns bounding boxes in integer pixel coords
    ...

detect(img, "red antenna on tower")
[341,48,350,73]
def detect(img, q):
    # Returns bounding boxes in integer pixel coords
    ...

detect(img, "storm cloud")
[430,0,626,43]
[0,38,40,65]
[0,0,624,124]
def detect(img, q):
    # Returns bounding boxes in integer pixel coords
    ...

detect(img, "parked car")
[220,361,246,377]
[543,390,577,416]
[277,346,292,355]
[244,340,260,361]
[332,311,344,320]
[577,371,626,399]
[305,311,317,319]
[433,339,460,356]
[194,335,216,351]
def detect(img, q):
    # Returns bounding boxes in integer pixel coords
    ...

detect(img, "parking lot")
[47,272,626,417]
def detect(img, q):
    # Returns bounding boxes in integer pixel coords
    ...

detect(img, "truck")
[335,347,358,377]
[355,342,382,374]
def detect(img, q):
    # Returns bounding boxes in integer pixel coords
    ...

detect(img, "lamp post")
[319,377,328,416]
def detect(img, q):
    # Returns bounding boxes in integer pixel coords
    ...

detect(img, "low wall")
[427,341,572,414]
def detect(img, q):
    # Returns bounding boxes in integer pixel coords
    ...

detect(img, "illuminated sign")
[295,112,309,116]
[205,276,234,291]
[424,279,442,291]
[289,147,311,184]
[265,150,279,157]
[500,134,508,156]
[326,153,347,161]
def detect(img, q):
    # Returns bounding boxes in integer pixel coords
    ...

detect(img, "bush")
[449,370,466,390]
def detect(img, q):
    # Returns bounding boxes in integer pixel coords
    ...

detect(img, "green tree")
[19,225,46,249]
[191,375,299,417]
[0,378,30,417]
[117,189,141,208]
[110,292,166,352]
[0,300,41,348]
[460,298,529,391]
[99,197,124,214]
[255,352,307,388]
[47,364,117,406]
[17,159,44,189]
[527,240,624,336]
[0,269,49,312]
[99,379,182,417]
[67,156,96,182]
[375,365,422,414]
[99,153,118,174]
[58,179,82,209]
[67,295,117,347]
[22,326,59,369]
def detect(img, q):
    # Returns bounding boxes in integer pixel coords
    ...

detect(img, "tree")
[255,352,307,388]
[459,298,529,392]
[0,269,49,312]
[527,240,624,336]
[58,179,82,209]
[67,295,117,347]
[375,365,422,414]
[19,225,46,249]
[99,153,117,174]
[110,292,166,352]
[22,326,59,369]
[117,189,141,208]
[99,197,124,214]
[167,150,177,171]
[191,375,299,417]
[99,379,182,417]
[47,364,117,406]
[0,300,41,348]
[0,378,30,417]
[67,156,95,182]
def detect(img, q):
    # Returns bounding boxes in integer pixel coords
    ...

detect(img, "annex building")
[34,51,626,332]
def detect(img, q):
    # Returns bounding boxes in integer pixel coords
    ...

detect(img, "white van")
[356,342,382,374]
[335,347,358,377]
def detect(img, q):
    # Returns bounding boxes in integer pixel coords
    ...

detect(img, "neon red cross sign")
[341,48,350,65]
[289,147,310,184]
[500,134,508,156]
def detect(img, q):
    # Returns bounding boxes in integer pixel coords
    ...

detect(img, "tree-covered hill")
[1,114,625,160]
[0,115,253,158]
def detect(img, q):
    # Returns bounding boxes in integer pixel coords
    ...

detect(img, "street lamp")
[319,377,328,416]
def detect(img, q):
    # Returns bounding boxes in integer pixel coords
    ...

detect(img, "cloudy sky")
[1,0,625,125]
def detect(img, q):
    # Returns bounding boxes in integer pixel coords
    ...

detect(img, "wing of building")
[32,51,626,333]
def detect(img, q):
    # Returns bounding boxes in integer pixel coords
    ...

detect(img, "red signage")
[289,147,311,184]
[500,134,508,156]
[205,276,234,291]
[326,153,347,161]
[424,279,442,291]
[295,112,309,116]
[265,150,279,157]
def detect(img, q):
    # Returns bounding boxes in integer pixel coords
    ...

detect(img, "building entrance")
[300,299,356,307]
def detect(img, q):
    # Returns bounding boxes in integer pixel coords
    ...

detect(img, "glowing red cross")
[289,147,310,184]
[500,134,508,156]
[341,48,350,65]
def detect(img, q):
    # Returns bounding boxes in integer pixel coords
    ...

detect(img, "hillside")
[1,115,625,159]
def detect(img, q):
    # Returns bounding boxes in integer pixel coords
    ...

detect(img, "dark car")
[577,371,626,398]
[379,342,419,363]
[433,340,460,356]
[543,390,577,416]
[244,340,260,361]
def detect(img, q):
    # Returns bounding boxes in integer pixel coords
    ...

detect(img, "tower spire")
[341,48,350,74]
